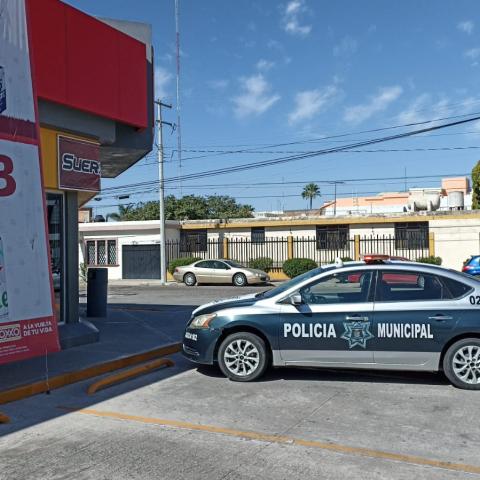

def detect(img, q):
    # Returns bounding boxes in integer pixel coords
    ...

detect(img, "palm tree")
[106,204,133,222]
[301,183,320,210]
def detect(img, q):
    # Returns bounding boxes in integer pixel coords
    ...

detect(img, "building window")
[395,222,428,249]
[316,225,349,250]
[251,227,265,244]
[85,240,118,265]
[180,229,208,252]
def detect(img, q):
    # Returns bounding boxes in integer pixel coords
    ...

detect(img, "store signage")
[58,136,101,192]
[0,0,60,364]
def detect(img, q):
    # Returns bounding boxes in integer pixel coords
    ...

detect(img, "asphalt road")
[1,284,480,479]
[102,282,272,307]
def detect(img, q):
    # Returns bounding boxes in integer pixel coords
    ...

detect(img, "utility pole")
[156,100,173,285]
[175,0,182,195]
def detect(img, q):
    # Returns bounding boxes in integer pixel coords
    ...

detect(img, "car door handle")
[428,315,453,321]
[345,315,369,321]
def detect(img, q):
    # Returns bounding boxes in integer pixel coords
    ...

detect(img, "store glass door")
[46,193,64,323]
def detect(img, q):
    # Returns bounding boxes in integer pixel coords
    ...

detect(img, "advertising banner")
[0,0,60,364]
[58,135,101,192]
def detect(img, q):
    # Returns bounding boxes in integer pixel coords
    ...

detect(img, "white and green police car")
[183,256,480,389]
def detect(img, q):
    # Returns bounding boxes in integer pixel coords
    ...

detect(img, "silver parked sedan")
[173,259,270,287]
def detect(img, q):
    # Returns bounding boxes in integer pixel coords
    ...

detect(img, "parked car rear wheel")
[218,332,268,382]
[183,272,197,286]
[233,273,247,287]
[443,338,480,390]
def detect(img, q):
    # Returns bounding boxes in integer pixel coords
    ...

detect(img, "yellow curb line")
[61,407,480,476]
[0,343,181,405]
[0,412,10,423]
[87,358,175,395]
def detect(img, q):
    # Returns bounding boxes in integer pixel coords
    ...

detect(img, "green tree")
[301,183,320,210]
[472,161,480,210]
[107,195,254,221]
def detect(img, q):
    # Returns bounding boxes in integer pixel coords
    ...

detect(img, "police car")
[182,256,480,389]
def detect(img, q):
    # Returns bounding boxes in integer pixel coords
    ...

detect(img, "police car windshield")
[258,266,336,299]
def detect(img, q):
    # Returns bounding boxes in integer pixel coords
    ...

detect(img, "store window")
[46,193,64,323]
[394,222,428,249]
[316,225,349,250]
[86,239,118,265]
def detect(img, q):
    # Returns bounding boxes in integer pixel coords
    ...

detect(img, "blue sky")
[67,0,480,215]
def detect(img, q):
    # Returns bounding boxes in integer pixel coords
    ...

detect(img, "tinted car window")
[441,276,473,299]
[196,261,215,269]
[376,270,451,302]
[214,261,229,269]
[299,270,373,305]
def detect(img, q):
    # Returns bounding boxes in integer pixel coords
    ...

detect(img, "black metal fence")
[165,235,430,269]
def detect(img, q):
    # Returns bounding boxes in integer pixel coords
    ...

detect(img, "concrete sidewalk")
[0,304,192,395]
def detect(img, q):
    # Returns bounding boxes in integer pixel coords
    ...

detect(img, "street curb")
[0,343,181,406]
[87,358,175,395]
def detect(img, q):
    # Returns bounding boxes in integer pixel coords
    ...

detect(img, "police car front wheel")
[443,338,480,390]
[218,332,268,382]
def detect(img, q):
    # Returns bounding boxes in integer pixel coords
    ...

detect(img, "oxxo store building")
[29,0,154,347]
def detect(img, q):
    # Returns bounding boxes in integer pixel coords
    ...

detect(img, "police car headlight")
[190,313,217,329]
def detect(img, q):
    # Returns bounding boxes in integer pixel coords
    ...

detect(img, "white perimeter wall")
[79,226,180,280]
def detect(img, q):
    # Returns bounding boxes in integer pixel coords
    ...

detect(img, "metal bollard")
[86,268,108,317]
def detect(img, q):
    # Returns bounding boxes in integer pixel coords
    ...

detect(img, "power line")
[96,173,470,196]
[158,113,480,184]
[98,172,470,196]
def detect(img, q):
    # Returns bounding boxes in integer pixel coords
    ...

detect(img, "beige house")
[79,210,480,281]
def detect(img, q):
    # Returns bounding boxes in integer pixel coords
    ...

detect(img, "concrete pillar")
[354,235,361,261]
[223,237,229,259]
[287,235,294,260]
[429,232,435,257]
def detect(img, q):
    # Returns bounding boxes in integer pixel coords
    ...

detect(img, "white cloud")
[458,20,474,35]
[256,59,276,71]
[282,0,312,37]
[465,47,480,59]
[397,93,480,125]
[155,66,173,99]
[288,85,341,124]
[232,74,280,118]
[333,36,358,57]
[344,86,403,124]
[208,79,229,90]
[397,94,451,124]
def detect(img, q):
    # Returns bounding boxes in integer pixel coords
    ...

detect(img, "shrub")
[168,257,201,274]
[248,257,274,272]
[283,258,317,278]
[417,256,442,265]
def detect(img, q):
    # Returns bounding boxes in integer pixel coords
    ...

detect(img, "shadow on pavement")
[196,363,450,386]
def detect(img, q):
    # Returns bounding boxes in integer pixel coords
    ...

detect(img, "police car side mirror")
[290,294,303,305]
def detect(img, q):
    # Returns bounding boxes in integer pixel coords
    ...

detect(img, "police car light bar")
[362,254,409,264]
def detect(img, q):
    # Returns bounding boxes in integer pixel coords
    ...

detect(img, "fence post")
[354,235,360,260]
[223,237,229,259]
[287,236,294,260]
[429,232,435,257]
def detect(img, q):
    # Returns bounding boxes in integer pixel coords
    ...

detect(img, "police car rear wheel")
[184,273,196,286]
[218,332,267,382]
[444,338,480,390]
